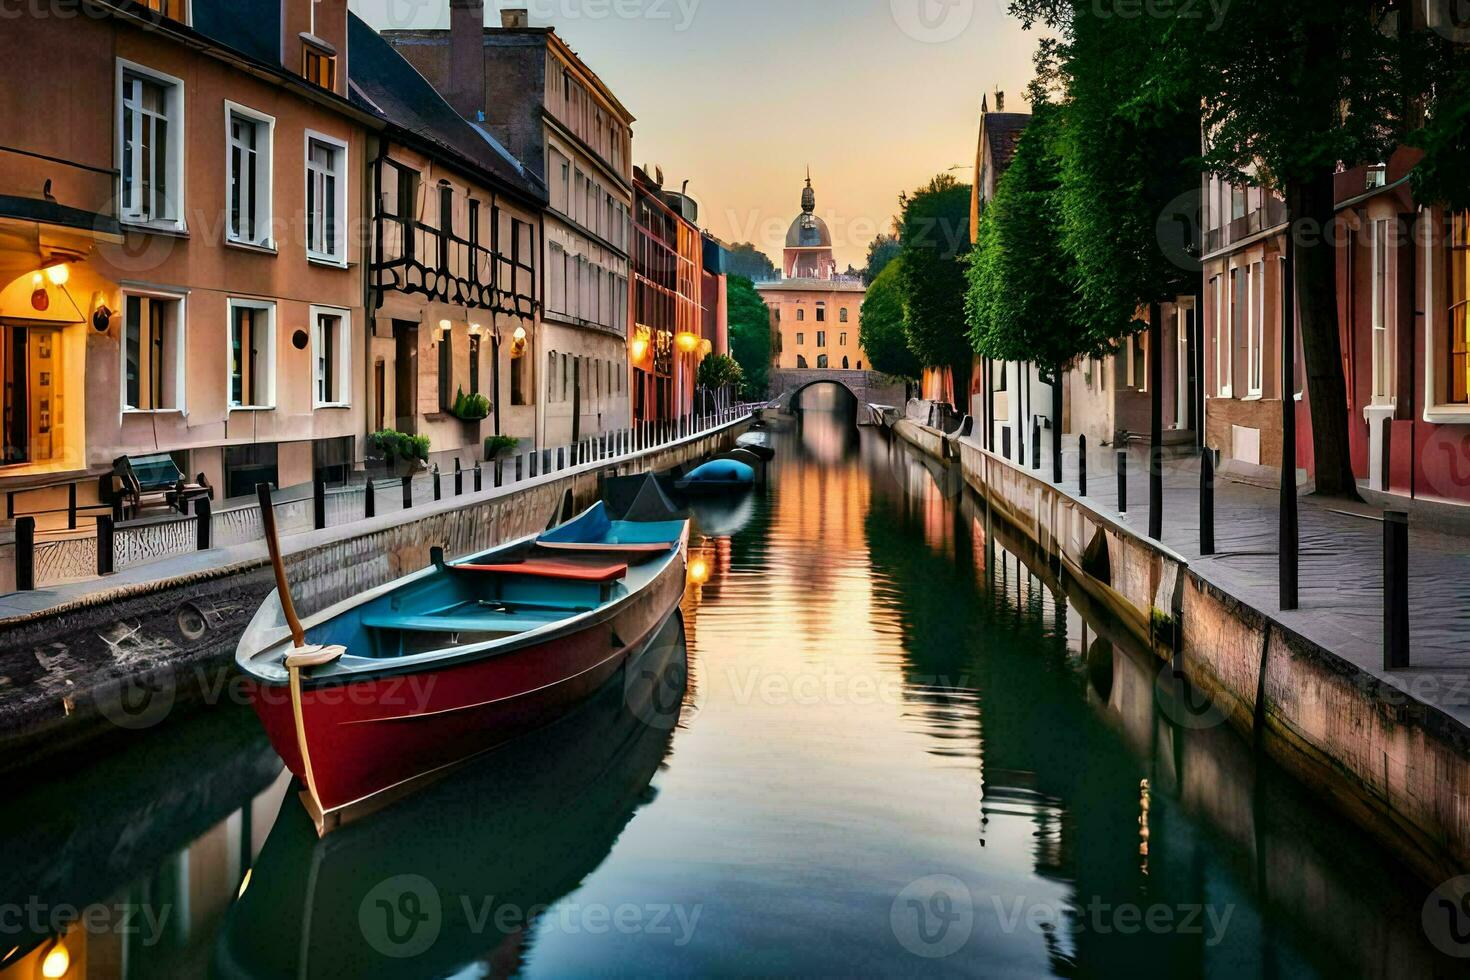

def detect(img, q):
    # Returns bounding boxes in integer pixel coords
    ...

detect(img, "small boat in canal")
[674,458,757,495]
[236,487,689,835]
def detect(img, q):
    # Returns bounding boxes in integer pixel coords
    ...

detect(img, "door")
[2,324,60,466]
[393,320,417,433]
[2,324,28,464]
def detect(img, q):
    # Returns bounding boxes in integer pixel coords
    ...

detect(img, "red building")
[629,166,703,424]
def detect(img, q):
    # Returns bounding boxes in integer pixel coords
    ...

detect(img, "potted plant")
[367,429,430,477]
[450,387,491,423]
[483,434,519,462]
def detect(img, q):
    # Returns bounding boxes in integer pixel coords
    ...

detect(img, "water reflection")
[3,407,1458,978]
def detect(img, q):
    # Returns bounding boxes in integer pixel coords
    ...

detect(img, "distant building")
[384,3,635,447]
[757,175,869,373]
[630,167,705,424]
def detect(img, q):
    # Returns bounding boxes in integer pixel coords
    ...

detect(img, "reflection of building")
[757,174,868,372]
[385,3,636,447]
[354,14,544,465]
[0,0,370,521]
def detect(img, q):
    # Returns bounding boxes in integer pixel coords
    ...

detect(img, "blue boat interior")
[296,505,684,664]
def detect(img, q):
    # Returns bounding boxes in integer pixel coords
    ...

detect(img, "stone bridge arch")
[768,369,908,413]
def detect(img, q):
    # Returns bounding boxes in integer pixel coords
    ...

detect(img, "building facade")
[757,175,869,374]
[351,13,545,468]
[630,167,704,424]
[385,4,635,447]
[0,0,372,514]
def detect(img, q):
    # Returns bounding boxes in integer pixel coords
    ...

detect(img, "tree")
[860,257,922,380]
[897,174,974,400]
[697,353,744,390]
[726,275,772,398]
[724,243,778,282]
[864,234,902,284]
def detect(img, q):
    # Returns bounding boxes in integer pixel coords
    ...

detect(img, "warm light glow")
[438,319,452,331]
[631,332,650,361]
[469,323,482,336]
[237,867,253,898]
[688,556,711,585]
[513,326,527,342]
[699,339,713,356]
[40,939,69,978]
[31,273,44,289]
[676,331,699,353]
[44,263,69,286]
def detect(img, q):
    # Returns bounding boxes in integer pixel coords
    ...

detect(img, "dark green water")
[2,406,1460,978]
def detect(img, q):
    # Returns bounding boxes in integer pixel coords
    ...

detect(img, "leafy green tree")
[697,353,744,390]
[864,234,902,284]
[726,275,772,398]
[897,174,973,398]
[724,243,778,282]
[860,257,922,380]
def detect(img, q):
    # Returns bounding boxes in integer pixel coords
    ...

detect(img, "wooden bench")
[110,453,212,520]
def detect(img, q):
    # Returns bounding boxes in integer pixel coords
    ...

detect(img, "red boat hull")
[246,551,686,828]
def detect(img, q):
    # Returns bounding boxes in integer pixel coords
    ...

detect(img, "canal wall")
[0,422,747,771]
[891,418,1470,883]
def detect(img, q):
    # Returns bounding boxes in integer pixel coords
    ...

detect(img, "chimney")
[449,0,485,119]
[995,88,1005,112]
[501,7,529,28]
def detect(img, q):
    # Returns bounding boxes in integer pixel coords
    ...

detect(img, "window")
[223,443,279,500]
[122,291,184,411]
[226,104,273,247]
[468,199,480,253]
[511,345,528,406]
[138,0,188,20]
[438,328,453,411]
[796,308,805,321]
[1450,212,1470,404]
[438,183,454,272]
[817,331,827,348]
[1247,261,1265,397]
[839,308,849,323]
[1230,269,1245,397]
[1210,275,1230,397]
[1371,219,1393,404]
[469,333,481,395]
[796,332,804,346]
[305,132,347,265]
[816,303,826,322]
[312,307,349,407]
[304,43,336,90]
[227,299,275,408]
[839,332,847,347]
[118,63,183,228]
[817,354,829,369]
[547,350,558,401]
[842,356,850,369]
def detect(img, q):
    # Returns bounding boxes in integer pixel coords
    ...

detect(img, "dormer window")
[303,38,337,90]
[139,0,189,23]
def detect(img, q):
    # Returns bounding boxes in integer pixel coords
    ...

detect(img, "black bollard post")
[455,458,464,496]
[365,480,376,519]
[196,497,213,551]
[1117,451,1128,514]
[433,469,442,502]
[1384,511,1410,669]
[402,475,413,509]
[14,516,34,591]
[1200,450,1216,556]
[475,462,484,492]
[67,482,77,530]
[516,454,524,483]
[1032,419,1041,470]
[1078,434,1088,497]
[313,478,326,530]
[96,515,114,575]
[493,460,502,488]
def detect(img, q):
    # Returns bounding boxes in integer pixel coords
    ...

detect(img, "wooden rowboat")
[236,493,689,835]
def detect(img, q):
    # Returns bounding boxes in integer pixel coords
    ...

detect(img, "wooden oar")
[255,483,343,834]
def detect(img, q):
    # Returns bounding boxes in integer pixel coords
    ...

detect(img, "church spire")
[801,168,815,215]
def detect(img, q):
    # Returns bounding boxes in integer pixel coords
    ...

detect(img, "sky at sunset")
[352,0,1040,269]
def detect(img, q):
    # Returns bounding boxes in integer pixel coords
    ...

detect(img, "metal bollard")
[1117,451,1128,514]
[433,469,442,501]
[516,454,524,483]
[313,478,326,530]
[493,460,501,488]
[196,497,213,550]
[402,475,412,510]
[455,458,464,496]
[67,482,77,530]
[365,480,376,519]
[96,514,114,575]
[1078,434,1088,497]
[1384,511,1410,669]
[14,516,34,591]
[1032,419,1041,470]
[474,462,484,492]
[1200,450,1215,556]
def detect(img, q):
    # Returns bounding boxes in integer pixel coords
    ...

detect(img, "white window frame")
[226,298,277,410]
[1370,218,1395,406]
[304,130,348,267]
[116,59,186,231]
[1215,273,1233,398]
[1246,261,1265,398]
[311,305,351,408]
[119,286,187,414]
[224,101,275,249]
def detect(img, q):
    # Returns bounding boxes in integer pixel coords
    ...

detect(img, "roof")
[983,112,1032,178]
[347,13,547,204]
[754,278,866,293]
[191,0,280,64]
[786,213,832,249]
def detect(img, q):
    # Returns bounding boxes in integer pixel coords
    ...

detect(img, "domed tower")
[784,170,837,280]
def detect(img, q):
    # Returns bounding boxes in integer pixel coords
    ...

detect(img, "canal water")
[3,393,1460,978]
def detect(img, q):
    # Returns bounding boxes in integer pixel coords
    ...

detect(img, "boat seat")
[451,558,628,584]
[535,540,671,554]
[361,609,568,634]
